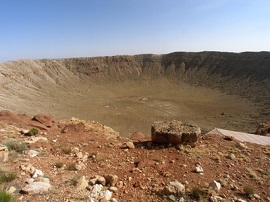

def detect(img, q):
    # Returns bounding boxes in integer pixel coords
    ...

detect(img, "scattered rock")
[209,180,221,191]
[32,169,44,178]
[24,150,40,158]
[253,194,260,199]
[104,174,119,186]
[76,176,89,191]
[151,120,201,144]
[0,144,9,162]
[21,181,52,194]
[24,136,48,144]
[162,180,185,195]
[7,186,16,194]
[97,176,106,186]
[227,153,236,160]
[195,164,204,173]
[126,141,135,149]
[20,163,36,175]
[236,142,248,149]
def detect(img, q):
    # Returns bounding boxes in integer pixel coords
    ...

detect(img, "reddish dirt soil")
[0,111,270,201]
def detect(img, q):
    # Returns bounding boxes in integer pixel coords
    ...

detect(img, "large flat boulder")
[151,120,201,144]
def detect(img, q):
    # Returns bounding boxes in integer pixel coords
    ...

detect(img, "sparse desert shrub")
[0,190,14,202]
[0,171,17,184]
[55,162,64,168]
[62,147,72,155]
[190,187,204,200]
[24,128,38,136]
[66,163,77,171]
[2,140,28,153]
[243,186,255,195]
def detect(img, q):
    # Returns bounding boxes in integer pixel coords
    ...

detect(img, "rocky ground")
[0,110,270,202]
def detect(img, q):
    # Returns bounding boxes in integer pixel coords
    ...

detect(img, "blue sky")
[0,0,270,61]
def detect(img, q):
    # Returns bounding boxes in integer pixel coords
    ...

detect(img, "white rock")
[32,169,44,178]
[195,165,204,173]
[253,194,260,199]
[76,151,83,158]
[163,180,185,195]
[104,190,112,200]
[25,178,34,184]
[24,150,39,158]
[21,182,51,194]
[24,137,48,144]
[7,186,16,194]
[209,180,221,191]
[236,199,247,202]
[126,141,135,149]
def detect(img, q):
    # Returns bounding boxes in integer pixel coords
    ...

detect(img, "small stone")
[195,165,204,173]
[253,194,260,199]
[7,186,16,194]
[32,169,44,178]
[104,190,112,200]
[116,181,123,189]
[76,176,88,191]
[209,180,221,191]
[0,144,9,162]
[24,150,39,158]
[20,163,36,175]
[97,176,106,186]
[236,142,248,149]
[89,178,98,185]
[227,153,236,160]
[76,152,83,158]
[109,187,118,193]
[236,199,247,202]
[126,141,135,149]
[104,174,119,186]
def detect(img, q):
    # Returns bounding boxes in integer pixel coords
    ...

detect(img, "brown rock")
[32,114,55,128]
[151,120,201,145]
[255,122,270,135]
[104,174,119,186]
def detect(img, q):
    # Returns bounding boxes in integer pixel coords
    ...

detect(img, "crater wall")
[0,52,269,135]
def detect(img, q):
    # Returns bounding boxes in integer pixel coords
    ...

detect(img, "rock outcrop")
[151,120,201,144]
[256,122,270,136]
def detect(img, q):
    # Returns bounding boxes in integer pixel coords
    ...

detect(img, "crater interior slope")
[0,52,269,135]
